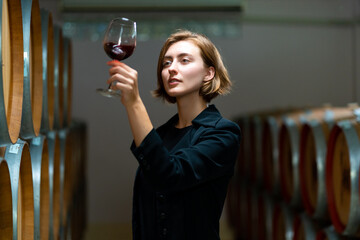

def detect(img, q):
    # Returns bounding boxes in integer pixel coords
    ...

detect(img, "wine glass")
[97,17,137,98]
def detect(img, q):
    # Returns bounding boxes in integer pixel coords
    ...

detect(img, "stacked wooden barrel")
[227,104,360,240]
[0,0,87,239]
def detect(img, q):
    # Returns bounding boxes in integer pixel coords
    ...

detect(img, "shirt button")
[139,154,144,160]
[162,228,167,236]
[158,194,165,201]
[160,212,166,220]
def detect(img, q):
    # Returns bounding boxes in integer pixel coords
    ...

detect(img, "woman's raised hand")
[107,60,140,106]
[107,60,153,146]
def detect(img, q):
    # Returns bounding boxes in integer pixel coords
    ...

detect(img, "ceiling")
[60,0,244,41]
[60,0,244,12]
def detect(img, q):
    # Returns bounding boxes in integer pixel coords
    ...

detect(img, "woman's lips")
[168,78,181,86]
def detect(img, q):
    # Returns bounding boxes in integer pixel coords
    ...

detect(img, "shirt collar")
[165,104,222,128]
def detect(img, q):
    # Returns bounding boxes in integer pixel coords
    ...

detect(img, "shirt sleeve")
[130,120,241,191]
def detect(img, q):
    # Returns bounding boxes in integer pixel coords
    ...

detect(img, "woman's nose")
[168,63,177,73]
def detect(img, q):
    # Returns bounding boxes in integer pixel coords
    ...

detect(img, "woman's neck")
[175,96,208,128]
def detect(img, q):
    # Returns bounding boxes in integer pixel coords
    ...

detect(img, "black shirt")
[163,125,193,151]
[131,105,241,240]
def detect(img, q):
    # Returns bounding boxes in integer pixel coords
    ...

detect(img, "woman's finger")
[107,60,122,66]
[107,60,134,72]
[106,60,135,72]
[115,81,132,92]
[109,66,130,77]
[107,73,135,87]
[108,65,137,82]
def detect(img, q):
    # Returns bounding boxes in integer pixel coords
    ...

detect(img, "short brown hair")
[153,30,232,103]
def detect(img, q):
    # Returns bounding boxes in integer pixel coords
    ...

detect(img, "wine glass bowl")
[97,17,137,98]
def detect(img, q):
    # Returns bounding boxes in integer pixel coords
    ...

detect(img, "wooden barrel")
[63,122,85,240]
[242,181,253,239]
[47,131,61,239]
[279,107,334,208]
[272,202,295,240]
[228,179,250,240]
[59,128,73,238]
[263,193,275,240]
[76,121,88,238]
[279,109,309,208]
[69,196,77,240]
[61,120,88,240]
[249,115,263,186]
[262,114,282,197]
[225,176,240,231]
[65,208,73,240]
[20,0,43,139]
[69,121,84,195]
[251,190,274,240]
[261,109,290,196]
[4,139,34,240]
[59,121,89,240]
[299,106,360,222]
[233,119,244,177]
[316,226,349,240]
[66,181,87,240]
[53,25,64,130]
[29,135,50,240]
[0,0,24,145]
[229,183,273,240]
[249,109,286,187]
[40,9,55,133]
[58,123,90,239]
[0,157,12,239]
[278,107,318,210]
[62,38,72,128]
[77,181,87,240]
[240,109,282,187]
[325,118,360,237]
[299,119,330,222]
[292,213,322,240]
[235,116,251,180]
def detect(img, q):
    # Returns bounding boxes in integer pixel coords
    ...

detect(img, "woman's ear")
[204,66,215,82]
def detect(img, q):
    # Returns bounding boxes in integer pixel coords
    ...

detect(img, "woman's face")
[161,40,213,101]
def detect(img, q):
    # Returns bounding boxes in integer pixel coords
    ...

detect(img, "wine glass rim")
[112,17,136,24]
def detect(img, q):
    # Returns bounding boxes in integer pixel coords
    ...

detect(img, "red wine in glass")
[97,17,136,98]
[103,42,135,61]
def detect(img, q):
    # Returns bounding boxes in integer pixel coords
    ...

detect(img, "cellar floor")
[83,216,235,240]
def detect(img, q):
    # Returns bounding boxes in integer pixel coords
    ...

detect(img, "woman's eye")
[163,61,172,67]
[182,58,190,63]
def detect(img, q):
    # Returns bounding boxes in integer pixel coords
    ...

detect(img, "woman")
[107,30,241,239]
